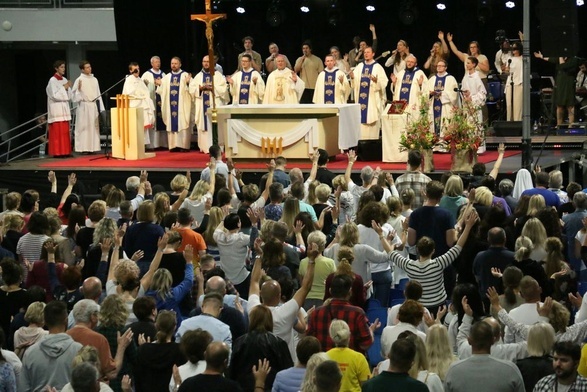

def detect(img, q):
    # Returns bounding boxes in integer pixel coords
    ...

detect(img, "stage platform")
[0,134,585,200]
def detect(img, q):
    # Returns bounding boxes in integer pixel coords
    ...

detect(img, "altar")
[215,104,361,159]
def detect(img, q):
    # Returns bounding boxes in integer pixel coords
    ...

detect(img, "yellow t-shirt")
[579,344,587,377]
[327,347,371,392]
[298,255,336,300]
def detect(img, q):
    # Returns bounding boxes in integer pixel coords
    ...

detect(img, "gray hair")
[150,56,161,63]
[499,178,514,197]
[574,191,587,209]
[307,230,327,252]
[71,362,99,392]
[360,166,374,185]
[126,176,140,192]
[72,299,100,323]
[548,170,563,189]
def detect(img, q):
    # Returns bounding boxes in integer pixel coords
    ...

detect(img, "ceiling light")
[578,0,584,6]
[505,1,515,8]
[236,0,245,13]
[366,0,376,11]
[437,3,446,10]
[300,0,310,12]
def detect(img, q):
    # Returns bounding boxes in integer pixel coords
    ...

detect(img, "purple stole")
[147,69,165,130]
[323,69,337,104]
[202,71,211,131]
[433,74,447,135]
[358,63,374,124]
[239,70,253,104]
[169,71,184,132]
[399,68,416,101]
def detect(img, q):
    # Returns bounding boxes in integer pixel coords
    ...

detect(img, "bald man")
[390,54,427,119]
[67,277,103,329]
[175,292,232,346]
[188,55,228,154]
[248,244,315,362]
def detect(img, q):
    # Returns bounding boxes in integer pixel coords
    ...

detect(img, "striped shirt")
[16,233,50,282]
[389,245,462,307]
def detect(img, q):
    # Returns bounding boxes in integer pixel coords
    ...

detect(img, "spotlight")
[236,0,245,13]
[437,3,446,10]
[366,0,376,11]
[578,0,584,6]
[300,0,310,12]
[267,0,285,27]
[505,1,515,8]
[212,0,220,11]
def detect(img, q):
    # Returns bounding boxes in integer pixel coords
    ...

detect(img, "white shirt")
[504,302,542,343]
[381,322,426,359]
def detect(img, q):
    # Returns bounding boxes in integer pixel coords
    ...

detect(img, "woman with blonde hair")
[324,222,389,294]
[323,246,365,308]
[96,294,136,392]
[13,301,48,359]
[425,324,457,381]
[280,196,301,236]
[515,194,546,238]
[300,352,330,392]
[439,175,467,221]
[182,160,216,225]
[521,218,548,262]
[169,173,191,205]
[201,206,223,261]
[326,320,370,392]
[513,235,549,293]
[60,346,112,392]
[515,322,556,392]
[298,231,336,309]
[153,192,171,225]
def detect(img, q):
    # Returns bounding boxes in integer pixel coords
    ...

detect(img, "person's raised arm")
[438,31,449,56]
[456,209,478,248]
[292,243,317,307]
[108,225,127,283]
[249,238,264,298]
[108,329,133,379]
[344,150,357,186]
[259,159,275,202]
[59,173,76,205]
[208,158,217,196]
[141,233,168,291]
[488,143,505,179]
[48,170,57,194]
[307,152,319,183]
[446,33,466,63]
[372,221,395,253]
[534,51,550,62]
[227,159,236,197]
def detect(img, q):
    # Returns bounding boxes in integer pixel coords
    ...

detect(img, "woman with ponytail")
[135,310,186,392]
[323,246,366,308]
[514,236,550,298]
[543,237,574,301]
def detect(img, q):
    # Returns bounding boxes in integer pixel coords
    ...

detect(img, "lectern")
[111,94,155,160]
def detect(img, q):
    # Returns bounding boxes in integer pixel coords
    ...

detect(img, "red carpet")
[39,150,520,171]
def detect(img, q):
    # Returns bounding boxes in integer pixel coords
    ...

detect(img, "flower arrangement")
[441,101,486,151]
[399,95,440,151]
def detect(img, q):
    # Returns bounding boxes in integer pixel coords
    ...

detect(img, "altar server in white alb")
[461,56,487,153]
[350,46,389,139]
[189,55,228,154]
[122,62,155,146]
[141,55,167,149]
[426,59,458,139]
[390,54,426,119]
[312,54,350,104]
[227,53,265,105]
[263,55,305,104]
[46,60,73,157]
[156,56,193,152]
[71,60,104,153]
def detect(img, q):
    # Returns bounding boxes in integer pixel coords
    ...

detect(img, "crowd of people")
[2,143,587,392]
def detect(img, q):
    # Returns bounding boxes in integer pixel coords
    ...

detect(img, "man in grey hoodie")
[19,301,83,392]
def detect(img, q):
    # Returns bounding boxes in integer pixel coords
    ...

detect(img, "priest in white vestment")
[263,55,305,104]
[312,54,350,104]
[390,54,426,119]
[426,59,458,142]
[72,61,104,153]
[122,62,155,146]
[227,53,265,105]
[141,55,167,149]
[189,55,229,154]
[350,47,388,139]
[461,57,487,153]
[156,56,193,151]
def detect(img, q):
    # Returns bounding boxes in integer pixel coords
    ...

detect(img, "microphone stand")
[509,62,515,122]
[89,73,130,161]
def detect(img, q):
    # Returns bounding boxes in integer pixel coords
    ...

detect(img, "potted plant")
[399,95,440,172]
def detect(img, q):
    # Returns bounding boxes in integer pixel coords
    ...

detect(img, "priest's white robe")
[461,71,487,153]
[391,68,427,120]
[312,68,350,104]
[426,73,458,138]
[351,61,389,139]
[122,74,155,145]
[189,71,228,154]
[263,68,305,104]
[141,69,167,148]
[156,70,193,150]
[228,69,265,104]
[46,76,72,124]
[72,73,104,152]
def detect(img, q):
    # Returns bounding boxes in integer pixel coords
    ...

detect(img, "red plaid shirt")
[306,299,373,353]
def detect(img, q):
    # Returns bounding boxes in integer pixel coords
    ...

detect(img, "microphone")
[508,59,512,65]
[453,87,464,92]
[132,68,139,74]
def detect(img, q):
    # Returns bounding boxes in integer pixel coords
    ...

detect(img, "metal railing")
[0,0,113,8]
[0,113,50,163]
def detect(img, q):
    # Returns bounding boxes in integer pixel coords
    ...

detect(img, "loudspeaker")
[539,0,579,57]
[357,139,382,162]
[492,121,522,136]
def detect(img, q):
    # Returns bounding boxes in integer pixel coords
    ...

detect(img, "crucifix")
[191,0,226,146]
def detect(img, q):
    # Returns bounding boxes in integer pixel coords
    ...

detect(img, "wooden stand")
[111,94,155,160]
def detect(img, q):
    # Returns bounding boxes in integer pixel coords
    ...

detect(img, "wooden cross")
[191,0,226,146]
[191,0,226,77]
